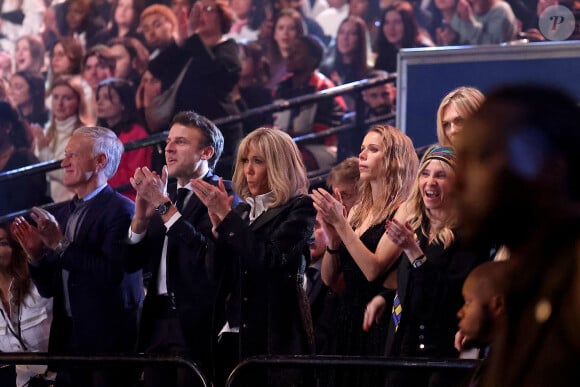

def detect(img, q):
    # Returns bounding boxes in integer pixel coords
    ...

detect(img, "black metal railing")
[0,353,210,387]
[225,355,480,387]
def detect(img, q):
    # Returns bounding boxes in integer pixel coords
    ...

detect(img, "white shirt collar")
[245,191,275,223]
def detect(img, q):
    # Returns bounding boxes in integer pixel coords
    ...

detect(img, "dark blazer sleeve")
[28,250,62,298]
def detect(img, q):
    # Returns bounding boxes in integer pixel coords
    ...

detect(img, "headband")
[422,145,457,168]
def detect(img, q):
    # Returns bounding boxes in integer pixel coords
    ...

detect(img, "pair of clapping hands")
[310,188,416,250]
[131,166,234,232]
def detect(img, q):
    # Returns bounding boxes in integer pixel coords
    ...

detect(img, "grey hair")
[73,126,124,179]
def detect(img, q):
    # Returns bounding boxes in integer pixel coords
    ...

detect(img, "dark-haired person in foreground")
[455,84,580,387]
[125,111,239,387]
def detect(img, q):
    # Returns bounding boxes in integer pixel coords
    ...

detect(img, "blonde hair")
[45,75,93,149]
[407,147,457,248]
[350,125,418,228]
[436,86,485,146]
[232,128,308,207]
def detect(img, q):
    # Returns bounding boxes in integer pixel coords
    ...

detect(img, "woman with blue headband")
[365,145,489,387]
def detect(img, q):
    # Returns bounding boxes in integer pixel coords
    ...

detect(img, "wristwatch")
[155,200,173,216]
[54,238,71,256]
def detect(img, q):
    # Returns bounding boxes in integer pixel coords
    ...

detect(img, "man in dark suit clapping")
[125,111,238,387]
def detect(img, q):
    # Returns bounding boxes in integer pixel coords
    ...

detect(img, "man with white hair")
[12,126,143,387]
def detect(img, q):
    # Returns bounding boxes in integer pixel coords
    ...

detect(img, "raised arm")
[313,188,408,282]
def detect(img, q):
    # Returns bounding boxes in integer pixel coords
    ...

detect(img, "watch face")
[155,201,171,215]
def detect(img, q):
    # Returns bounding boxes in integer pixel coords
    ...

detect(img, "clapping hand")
[192,178,233,233]
[131,166,168,221]
[311,188,347,226]
[385,218,415,251]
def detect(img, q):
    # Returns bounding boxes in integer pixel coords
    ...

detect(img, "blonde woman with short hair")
[192,127,316,386]
[436,86,484,146]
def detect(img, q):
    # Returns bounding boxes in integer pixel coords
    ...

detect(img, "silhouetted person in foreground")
[455,84,580,387]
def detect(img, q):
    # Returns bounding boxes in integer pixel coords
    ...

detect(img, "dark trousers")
[214,332,240,387]
[143,297,197,387]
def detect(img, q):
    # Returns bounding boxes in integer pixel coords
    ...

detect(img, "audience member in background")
[11,126,143,387]
[34,76,92,203]
[135,70,162,129]
[82,46,116,95]
[232,41,274,135]
[455,84,580,387]
[227,0,267,42]
[260,8,305,90]
[312,125,417,387]
[320,15,370,92]
[366,145,488,387]
[9,72,49,128]
[374,1,431,73]
[451,0,517,44]
[139,3,177,54]
[108,37,150,87]
[326,156,360,214]
[275,36,346,171]
[96,78,152,200]
[47,38,84,90]
[436,86,484,147]
[433,0,460,46]
[90,0,146,46]
[194,127,316,387]
[0,0,45,54]
[0,102,50,217]
[147,0,243,160]
[316,0,350,38]
[277,0,329,44]
[137,3,178,136]
[14,36,46,75]
[51,0,107,47]
[348,0,382,44]
[125,111,234,387]
[0,222,53,387]
[361,70,395,122]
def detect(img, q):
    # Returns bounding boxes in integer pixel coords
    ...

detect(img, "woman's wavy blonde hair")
[406,145,457,248]
[349,125,418,228]
[232,128,309,207]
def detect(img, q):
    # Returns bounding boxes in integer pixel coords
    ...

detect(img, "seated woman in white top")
[0,223,52,387]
